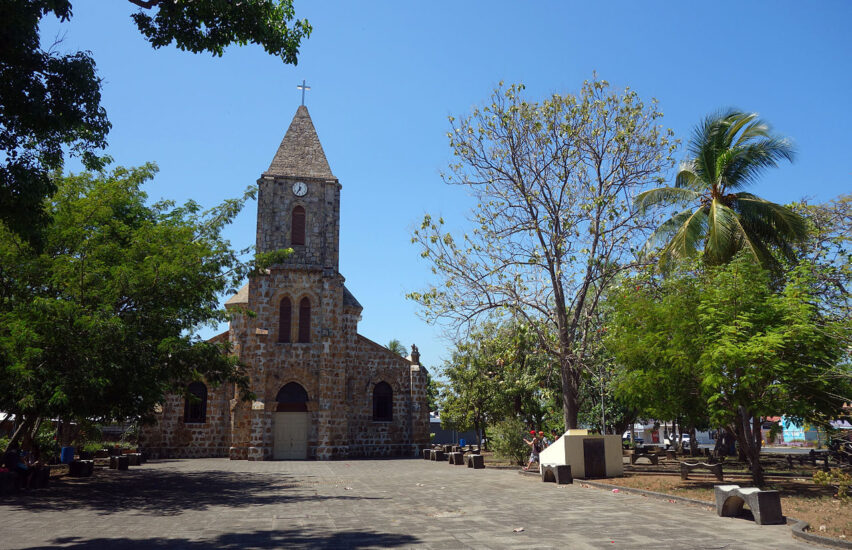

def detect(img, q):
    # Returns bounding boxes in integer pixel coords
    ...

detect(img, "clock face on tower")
[292,181,308,197]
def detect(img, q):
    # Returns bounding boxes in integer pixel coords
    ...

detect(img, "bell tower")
[256,105,340,272]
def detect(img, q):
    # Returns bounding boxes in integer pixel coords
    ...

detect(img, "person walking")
[523,430,541,471]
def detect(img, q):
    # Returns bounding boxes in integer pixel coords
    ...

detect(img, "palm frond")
[634,186,702,213]
[643,208,700,254]
[674,160,703,190]
[706,199,742,264]
[657,207,709,265]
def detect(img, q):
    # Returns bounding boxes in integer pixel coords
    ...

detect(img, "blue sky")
[41,1,851,371]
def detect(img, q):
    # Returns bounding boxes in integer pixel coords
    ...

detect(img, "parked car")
[621,431,644,445]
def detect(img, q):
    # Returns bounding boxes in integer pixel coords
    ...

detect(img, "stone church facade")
[141,106,430,460]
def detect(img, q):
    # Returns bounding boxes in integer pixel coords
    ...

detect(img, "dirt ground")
[594,473,850,541]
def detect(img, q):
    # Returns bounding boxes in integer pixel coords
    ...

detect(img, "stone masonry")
[142,106,430,460]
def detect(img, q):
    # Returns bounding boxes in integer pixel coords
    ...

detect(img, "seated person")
[2,442,34,489]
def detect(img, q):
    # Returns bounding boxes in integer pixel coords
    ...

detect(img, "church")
[140,106,430,460]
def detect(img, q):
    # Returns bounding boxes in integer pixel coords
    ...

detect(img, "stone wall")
[140,382,233,459]
[256,176,340,271]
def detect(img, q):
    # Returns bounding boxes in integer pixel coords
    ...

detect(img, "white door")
[273,412,308,459]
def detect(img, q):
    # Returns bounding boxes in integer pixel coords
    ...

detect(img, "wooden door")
[273,412,308,459]
[583,438,606,478]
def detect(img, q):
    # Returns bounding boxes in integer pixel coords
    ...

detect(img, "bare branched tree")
[409,79,676,429]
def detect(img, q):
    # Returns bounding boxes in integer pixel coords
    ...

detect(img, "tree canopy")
[409,79,675,429]
[0,165,275,447]
[0,0,310,245]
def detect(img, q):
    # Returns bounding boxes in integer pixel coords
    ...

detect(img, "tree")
[0,0,311,245]
[386,339,407,357]
[605,263,710,451]
[607,254,850,485]
[0,165,276,449]
[409,79,675,429]
[637,111,807,268]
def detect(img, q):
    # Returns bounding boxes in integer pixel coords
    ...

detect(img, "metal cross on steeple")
[297,79,311,106]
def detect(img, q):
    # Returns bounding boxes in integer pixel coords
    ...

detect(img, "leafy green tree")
[607,254,850,484]
[0,165,277,450]
[0,0,310,245]
[410,79,675,430]
[637,111,807,268]
[605,263,710,451]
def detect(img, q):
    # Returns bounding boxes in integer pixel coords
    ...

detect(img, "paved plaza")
[1,458,814,549]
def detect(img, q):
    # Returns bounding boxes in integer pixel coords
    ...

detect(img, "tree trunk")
[560,357,579,429]
[6,415,35,452]
[736,406,765,486]
[689,425,698,455]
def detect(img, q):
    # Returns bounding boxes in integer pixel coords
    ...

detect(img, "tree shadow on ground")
[20,528,419,549]
[2,467,382,516]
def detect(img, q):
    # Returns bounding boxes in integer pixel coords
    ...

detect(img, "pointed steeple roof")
[266,105,335,179]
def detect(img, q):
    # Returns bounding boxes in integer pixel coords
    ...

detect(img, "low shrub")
[814,470,851,503]
[490,417,530,466]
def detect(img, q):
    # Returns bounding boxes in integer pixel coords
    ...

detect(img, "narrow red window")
[291,206,306,246]
[298,297,311,343]
[278,297,292,343]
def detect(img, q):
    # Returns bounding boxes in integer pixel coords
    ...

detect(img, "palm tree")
[637,111,807,267]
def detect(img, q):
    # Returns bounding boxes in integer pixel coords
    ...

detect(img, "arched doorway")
[273,382,309,460]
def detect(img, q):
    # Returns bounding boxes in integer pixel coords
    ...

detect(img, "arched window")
[298,297,311,343]
[184,382,207,423]
[276,382,308,412]
[278,297,292,343]
[373,381,393,422]
[291,205,306,246]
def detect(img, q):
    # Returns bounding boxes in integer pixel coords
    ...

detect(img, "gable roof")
[225,283,249,306]
[266,105,335,180]
[343,284,362,310]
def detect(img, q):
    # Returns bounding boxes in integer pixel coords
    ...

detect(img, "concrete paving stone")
[0,458,815,549]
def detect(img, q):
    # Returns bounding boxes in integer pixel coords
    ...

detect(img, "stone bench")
[715,484,783,525]
[126,453,142,466]
[69,460,94,477]
[630,452,659,465]
[447,452,465,465]
[466,454,484,469]
[423,448,432,460]
[540,464,572,485]
[680,461,723,481]
[109,455,129,470]
[429,450,445,462]
[0,471,18,495]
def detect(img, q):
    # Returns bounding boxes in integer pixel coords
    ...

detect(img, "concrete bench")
[680,462,723,481]
[630,453,659,465]
[69,460,94,477]
[423,448,432,460]
[447,452,465,465]
[541,464,572,485]
[126,453,142,466]
[429,450,445,462]
[466,454,484,469]
[715,484,783,525]
[109,455,129,470]
[0,471,18,495]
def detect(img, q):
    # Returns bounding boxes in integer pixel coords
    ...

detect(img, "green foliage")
[438,321,557,437]
[409,78,676,429]
[813,470,851,503]
[0,0,309,245]
[638,111,806,268]
[130,0,311,64]
[33,422,59,460]
[489,417,529,466]
[386,339,407,357]
[0,166,266,433]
